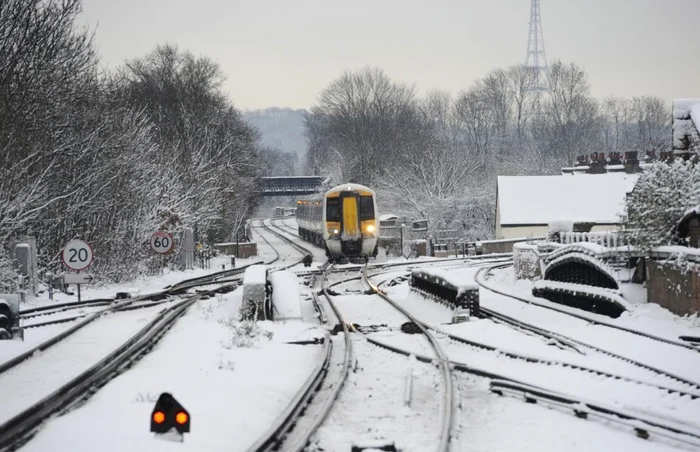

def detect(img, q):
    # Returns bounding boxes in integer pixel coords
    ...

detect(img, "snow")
[411,266,479,291]
[653,245,700,256]
[673,98,700,150]
[482,266,700,381]
[693,104,700,134]
[269,270,303,320]
[497,173,639,225]
[544,251,619,286]
[5,233,700,452]
[682,204,700,219]
[243,264,267,285]
[20,287,327,452]
[532,280,632,311]
[548,220,573,233]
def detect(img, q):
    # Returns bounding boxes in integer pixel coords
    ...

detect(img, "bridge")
[259,176,325,196]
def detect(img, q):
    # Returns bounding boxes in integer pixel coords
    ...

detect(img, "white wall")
[499,224,622,240]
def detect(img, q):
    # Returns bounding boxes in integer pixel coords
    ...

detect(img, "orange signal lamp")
[153,411,165,424]
[175,412,188,425]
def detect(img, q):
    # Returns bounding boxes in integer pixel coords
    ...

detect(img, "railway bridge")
[259,176,326,196]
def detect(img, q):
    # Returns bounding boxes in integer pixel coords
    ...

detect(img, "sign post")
[61,239,94,302]
[150,231,174,274]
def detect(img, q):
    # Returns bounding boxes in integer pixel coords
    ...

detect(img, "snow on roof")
[497,173,638,225]
[326,183,376,196]
[243,264,267,285]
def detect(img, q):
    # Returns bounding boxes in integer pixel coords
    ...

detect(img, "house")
[674,205,700,248]
[495,173,639,239]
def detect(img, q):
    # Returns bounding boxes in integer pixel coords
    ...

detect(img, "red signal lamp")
[150,393,190,437]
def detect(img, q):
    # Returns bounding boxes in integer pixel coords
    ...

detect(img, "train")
[296,183,379,262]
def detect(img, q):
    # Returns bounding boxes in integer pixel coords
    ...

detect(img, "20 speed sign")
[150,231,174,254]
[61,239,94,271]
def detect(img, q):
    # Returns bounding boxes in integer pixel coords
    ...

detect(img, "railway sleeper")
[351,440,398,452]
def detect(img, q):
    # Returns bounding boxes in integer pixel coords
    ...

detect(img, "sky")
[79,0,700,111]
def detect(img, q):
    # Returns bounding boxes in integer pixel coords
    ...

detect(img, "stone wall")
[646,260,700,316]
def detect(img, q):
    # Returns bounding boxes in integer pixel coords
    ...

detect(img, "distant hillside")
[243,107,308,159]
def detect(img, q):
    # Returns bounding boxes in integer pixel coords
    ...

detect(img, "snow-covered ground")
[3,228,699,452]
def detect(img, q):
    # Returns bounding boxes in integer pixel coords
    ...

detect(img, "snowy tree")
[305,67,422,185]
[624,160,700,250]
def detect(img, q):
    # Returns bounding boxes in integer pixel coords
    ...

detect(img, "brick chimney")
[623,151,640,174]
[588,152,607,174]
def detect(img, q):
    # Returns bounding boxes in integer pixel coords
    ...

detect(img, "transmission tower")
[525,0,549,92]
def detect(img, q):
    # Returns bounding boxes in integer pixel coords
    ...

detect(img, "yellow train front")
[297,183,379,262]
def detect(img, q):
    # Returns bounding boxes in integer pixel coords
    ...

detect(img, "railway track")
[0,282,239,452]
[251,219,456,451]
[243,221,353,451]
[474,264,700,391]
[1,260,269,377]
[361,265,700,449]
[0,231,293,451]
[477,262,700,353]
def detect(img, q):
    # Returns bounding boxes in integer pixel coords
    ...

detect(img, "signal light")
[175,411,188,424]
[150,392,190,440]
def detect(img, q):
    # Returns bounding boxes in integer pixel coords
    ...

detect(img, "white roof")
[243,264,267,285]
[497,173,639,225]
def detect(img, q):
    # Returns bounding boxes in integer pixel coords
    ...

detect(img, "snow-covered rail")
[490,380,700,448]
[243,253,353,452]
[362,264,700,448]
[474,264,700,392]
[476,263,700,353]
[361,266,456,452]
[0,283,239,452]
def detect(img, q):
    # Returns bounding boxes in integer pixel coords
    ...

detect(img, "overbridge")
[259,176,326,196]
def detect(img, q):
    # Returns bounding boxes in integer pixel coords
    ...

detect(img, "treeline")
[0,0,264,286]
[303,65,670,239]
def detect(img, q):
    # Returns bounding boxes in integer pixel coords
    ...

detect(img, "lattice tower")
[525,0,549,92]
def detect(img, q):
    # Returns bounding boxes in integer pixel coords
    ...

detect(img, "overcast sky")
[79,0,700,111]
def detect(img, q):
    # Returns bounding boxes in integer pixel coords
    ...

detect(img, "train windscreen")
[326,198,341,221]
[359,196,375,220]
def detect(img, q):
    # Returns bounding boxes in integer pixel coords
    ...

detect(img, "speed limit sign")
[150,231,174,254]
[62,239,94,271]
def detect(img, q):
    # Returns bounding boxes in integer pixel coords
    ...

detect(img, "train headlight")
[366,225,375,233]
[333,229,339,234]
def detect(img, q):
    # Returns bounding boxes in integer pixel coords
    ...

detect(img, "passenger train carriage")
[297,183,379,261]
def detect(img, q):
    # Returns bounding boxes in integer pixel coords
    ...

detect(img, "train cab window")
[326,198,341,221]
[360,196,375,220]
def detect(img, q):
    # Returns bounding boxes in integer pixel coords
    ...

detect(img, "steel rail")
[362,267,455,452]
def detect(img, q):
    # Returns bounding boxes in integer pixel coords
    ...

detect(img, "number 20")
[69,248,89,262]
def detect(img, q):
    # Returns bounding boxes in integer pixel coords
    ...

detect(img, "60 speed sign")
[150,231,174,254]
[61,239,94,271]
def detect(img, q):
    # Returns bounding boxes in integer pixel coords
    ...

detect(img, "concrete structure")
[495,173,638,239]
[9,236,38,297]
